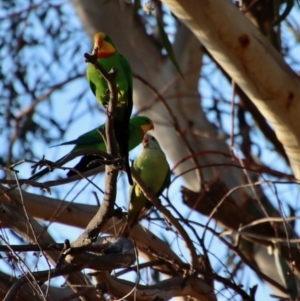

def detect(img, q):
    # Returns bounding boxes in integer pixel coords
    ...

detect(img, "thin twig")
[134,74,203,187]
[3,264,84,301]
[195,222,290,295]
[68,51,119,249]
[131,168,198,272]
[0,235,46,301]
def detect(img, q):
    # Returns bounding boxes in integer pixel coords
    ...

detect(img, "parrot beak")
[93,33,104,55]
[97,38,103,50]
[93,33,115,58]
[143,135,149,148]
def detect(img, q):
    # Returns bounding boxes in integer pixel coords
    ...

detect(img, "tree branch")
[69,50,119,249]
[131,168,198,272]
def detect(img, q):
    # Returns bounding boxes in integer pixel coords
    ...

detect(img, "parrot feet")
[31,156,55,175]
[88,157,123,167]
[115,157,126,169]
[113,157,124,167]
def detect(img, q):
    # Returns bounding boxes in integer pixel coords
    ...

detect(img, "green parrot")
[122,133,171,235]
[60,116,153,177]
[1,116,153,194]
[87,32,133,184]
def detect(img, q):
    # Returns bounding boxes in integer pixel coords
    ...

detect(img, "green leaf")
[156,15,183,78]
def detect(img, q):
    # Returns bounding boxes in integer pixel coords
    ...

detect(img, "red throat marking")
[97,51,114,58]
[97,38,103,49]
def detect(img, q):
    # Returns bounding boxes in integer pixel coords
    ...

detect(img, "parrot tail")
[114,120,133,185]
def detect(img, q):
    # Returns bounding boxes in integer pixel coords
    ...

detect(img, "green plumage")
[49,116,152,178]
[60,116,153,177]
[2,117,153,194]
[125,134,170,233]
[86,32,133,184]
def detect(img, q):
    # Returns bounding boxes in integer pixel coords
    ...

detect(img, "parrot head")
[143,134,159,149]
[93,32,116,58]
[140,117,154,136]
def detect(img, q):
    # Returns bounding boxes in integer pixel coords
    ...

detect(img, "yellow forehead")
[141,123,152,135]
[94,32,106,41]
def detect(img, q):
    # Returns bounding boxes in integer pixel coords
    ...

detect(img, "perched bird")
[62,116,153,177]
[2,116,153,194]
[122,133,170,235]
[87,32,133,184]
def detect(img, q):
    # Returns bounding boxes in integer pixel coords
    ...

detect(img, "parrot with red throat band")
[86,32,133,184]
[0,116,154,196]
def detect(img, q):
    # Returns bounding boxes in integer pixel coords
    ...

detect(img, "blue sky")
[2,1,300,300]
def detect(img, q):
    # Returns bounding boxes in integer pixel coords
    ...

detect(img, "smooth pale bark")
[68,0,296,297]
[71,0,250,198]
[161,0,300,180]
[24,0,296,297]
[72,0,202,191]
[154,1,300,294]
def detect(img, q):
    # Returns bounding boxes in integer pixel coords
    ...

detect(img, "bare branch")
[130,168,198,272]
[69,50,120,250]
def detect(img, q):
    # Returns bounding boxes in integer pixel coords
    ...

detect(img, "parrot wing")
[121,134,170,236]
